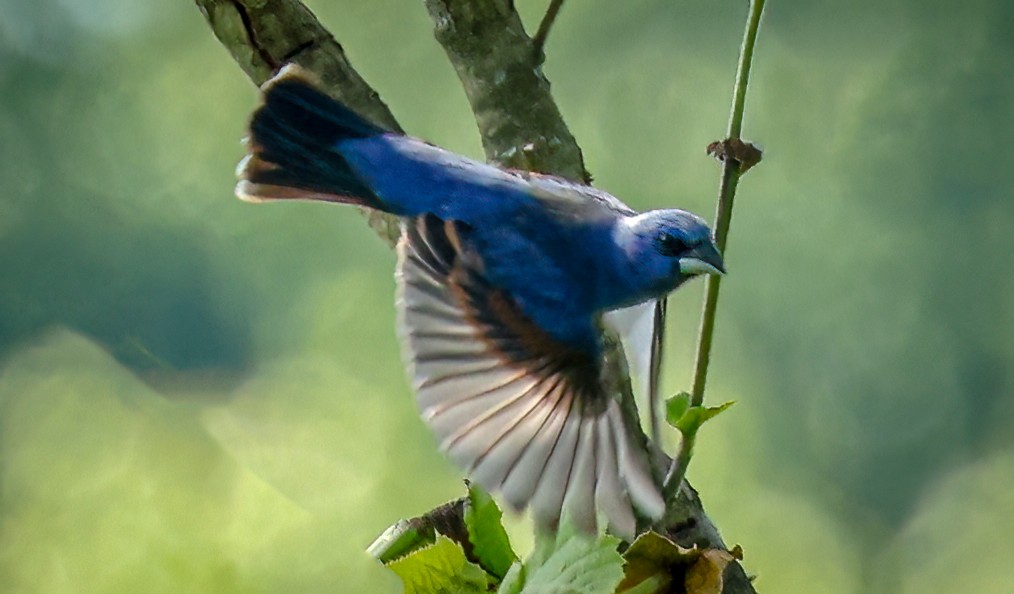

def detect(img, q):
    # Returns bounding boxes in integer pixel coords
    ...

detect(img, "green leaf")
[674,401,736,435]
[465,482,518,579]
[386,536,490,594]
[366,518,435,564]
[521,522,625,594]
[620,574,669,594]
[665,392,692,429]
[527,523,560,569]
[497,562,526,594]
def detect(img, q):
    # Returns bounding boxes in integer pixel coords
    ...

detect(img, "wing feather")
[563,415,598,534]
[499,383,571,510]
[469,379,564,489]
[594,415,636,538]
[396,214,664,537]
[528,395,582,529]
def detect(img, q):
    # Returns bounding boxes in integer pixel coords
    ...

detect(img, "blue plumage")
[236,65,725,537]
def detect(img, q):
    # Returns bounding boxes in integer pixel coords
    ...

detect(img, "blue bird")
[236,65,725,537]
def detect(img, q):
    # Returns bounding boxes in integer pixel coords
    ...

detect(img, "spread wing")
[396,215,664,537]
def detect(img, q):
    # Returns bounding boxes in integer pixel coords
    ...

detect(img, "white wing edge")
[602,299,658,405]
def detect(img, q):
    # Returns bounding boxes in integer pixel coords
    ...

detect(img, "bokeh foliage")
[0,0,1011,592]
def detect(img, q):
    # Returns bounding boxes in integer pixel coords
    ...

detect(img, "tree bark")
[422,0,589,183]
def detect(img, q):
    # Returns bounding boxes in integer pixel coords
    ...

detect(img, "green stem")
[726,0,764,142]
[663,0,765,501]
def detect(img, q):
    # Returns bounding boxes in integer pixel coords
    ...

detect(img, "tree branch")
[195,0,402,243]
[423,0,590,183]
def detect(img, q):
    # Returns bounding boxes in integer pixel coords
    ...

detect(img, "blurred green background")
[1,0,1011,592]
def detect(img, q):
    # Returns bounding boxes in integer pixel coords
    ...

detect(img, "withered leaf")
[706,138,763,174]
[684,548,736,594]
[618,531,742,594]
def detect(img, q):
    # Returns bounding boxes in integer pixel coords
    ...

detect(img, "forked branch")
[196,1,758,591]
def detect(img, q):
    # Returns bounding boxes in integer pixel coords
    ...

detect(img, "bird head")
[615,209,725,301]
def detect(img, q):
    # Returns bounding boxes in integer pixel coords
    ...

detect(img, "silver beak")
[678,243,726,276]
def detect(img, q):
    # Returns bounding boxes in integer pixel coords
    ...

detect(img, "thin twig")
[648,297,667,445]
[532,0,566,63]
[663,0,766,501]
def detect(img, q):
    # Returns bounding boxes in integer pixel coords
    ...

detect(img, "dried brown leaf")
[706,138,763,174]
[617,532,743,593]
[684,548,736,594]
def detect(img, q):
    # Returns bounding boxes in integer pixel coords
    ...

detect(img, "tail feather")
[236,65,386,208]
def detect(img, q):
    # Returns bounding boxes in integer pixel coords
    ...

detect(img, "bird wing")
[397,214,664,537]
[522,172,637,221]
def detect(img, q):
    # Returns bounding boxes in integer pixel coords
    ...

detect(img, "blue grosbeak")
[236,66,724,537]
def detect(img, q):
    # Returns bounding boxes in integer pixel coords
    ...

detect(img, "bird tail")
[236,64,386,209]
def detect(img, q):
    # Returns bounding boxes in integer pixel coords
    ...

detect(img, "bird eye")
[656,232,690,257]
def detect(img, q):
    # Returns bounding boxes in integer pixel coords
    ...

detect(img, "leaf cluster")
[373,484,739,594]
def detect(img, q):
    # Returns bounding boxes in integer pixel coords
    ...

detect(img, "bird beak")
[678,243,726,276]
